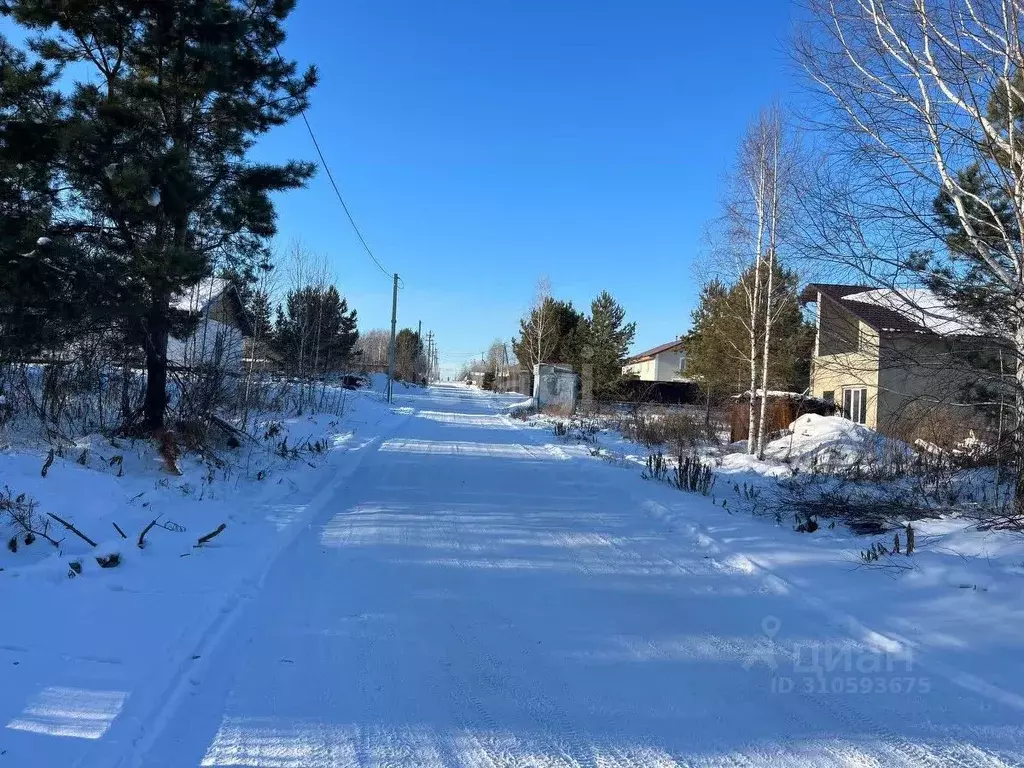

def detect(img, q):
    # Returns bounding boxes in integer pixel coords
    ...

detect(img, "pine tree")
[275,286,358,376]
[512,298,585,370]
[3,0,318,430]
[249,290,274,344]
[686,266,811,400]
[394,328,423,382]
[685,279,742,397]
[580,291,636,399]
[921,163,1018,337]
[0,35,75,356]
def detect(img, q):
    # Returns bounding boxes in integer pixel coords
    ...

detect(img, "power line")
[297,112,390,278]
[276,46,392,281]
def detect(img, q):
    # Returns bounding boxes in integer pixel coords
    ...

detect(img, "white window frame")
[842,387,868,424]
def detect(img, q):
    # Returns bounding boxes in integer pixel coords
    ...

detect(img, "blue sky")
[258,1,803,376]
[5,1,802,377]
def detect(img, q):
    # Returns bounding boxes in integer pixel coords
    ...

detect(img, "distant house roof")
[625,339,686,365]
[171,277,232,313]
[800,283,981,337]
[171,277,254,337]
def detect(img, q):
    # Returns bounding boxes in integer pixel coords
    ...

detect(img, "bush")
[621,407,706,452]
[642,451,716,496]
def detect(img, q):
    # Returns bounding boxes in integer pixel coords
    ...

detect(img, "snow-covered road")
[67,386,1024,766]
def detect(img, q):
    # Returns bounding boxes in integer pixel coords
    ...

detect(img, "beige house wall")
[811,320,882,427]
[875,336,987,440]
[622,358,657,380]
[814,328,991,440]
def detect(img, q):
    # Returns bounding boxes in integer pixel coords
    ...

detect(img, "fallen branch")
[112,522,127,539]
[195,523,226,547]
[138,518,160,549]
[40,449,54,478]
[46,513,97,548]
[23,523,59,548]
[1,491,60,547]
[210,415,258,444]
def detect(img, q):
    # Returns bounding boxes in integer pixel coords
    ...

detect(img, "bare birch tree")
[796,0,1024,508]
[755,106,799,458]
[355,329,392,369]
[515,276,561,370]
[710,106,801,456]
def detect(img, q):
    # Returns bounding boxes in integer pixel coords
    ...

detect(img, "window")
[678,352,687,373]
[822,390,835,403]
[842,387,868,424]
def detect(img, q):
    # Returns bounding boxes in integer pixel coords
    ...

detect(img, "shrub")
[621,407,708,451]
[642,451,716,496]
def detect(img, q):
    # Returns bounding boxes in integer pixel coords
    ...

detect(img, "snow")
[845,287,981,336]
[167,318,244,369]
[171,278,233,314]
[721,413,910,472]
[503,396,534,413]
[35,237,51,248]
[2,387,1023,765]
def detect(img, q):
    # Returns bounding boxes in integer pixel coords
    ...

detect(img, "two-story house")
[622,339,689,382]
[168,278,253,374]
[801,284,996,439]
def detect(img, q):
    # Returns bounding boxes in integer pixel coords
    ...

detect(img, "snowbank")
[721,413,910,474]
[504,397,535,414]
[0,383,415,766]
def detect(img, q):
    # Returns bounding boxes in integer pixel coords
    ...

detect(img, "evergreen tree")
[249,290,274,343]
[275,285,358,376]
[685,279,742,396]
[580,290,636,399]
[3,0,318,429]
[394,328,423,382]
[686,266,811,397]
[512,298,585,370]
[917,162,1018,337]
[0,35,76,356]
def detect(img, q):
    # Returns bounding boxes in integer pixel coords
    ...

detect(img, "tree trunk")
[143,297,170,432]
[1014,312,1024,515]
[756,247,777,459]
[746,163,768,455]
[746,258,763,454]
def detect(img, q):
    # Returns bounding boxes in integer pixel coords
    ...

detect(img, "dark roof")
[798,284,866,303]
[171,278,255,337]
[625,339,686,364]
[217,283,255,338]
[800,283,934,335]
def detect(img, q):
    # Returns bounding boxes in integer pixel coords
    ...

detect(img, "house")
[801,284,996,440]
[622,339,689,382]
[168,278,253,373]
[242,337,284,374]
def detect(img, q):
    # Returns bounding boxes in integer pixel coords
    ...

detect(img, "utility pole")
[417,320,423,381]
[503,343,511,393]
[425,331,434,382]
[423,333,429,382]
[387,272,399,402]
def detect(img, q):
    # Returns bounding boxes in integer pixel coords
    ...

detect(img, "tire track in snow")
[631,499,1022,767]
